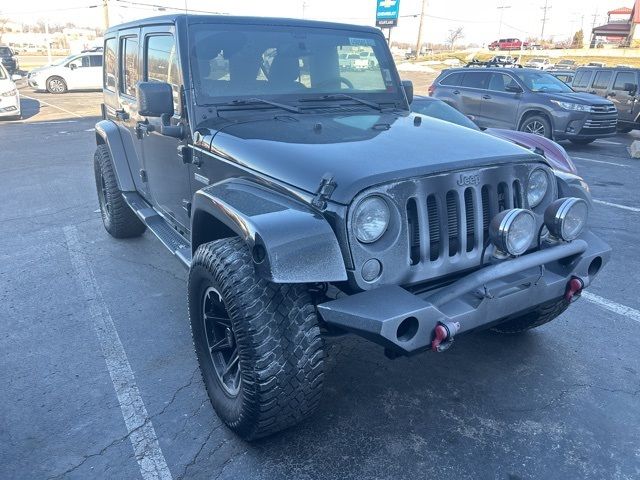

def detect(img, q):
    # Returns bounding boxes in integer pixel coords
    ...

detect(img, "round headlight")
[527,169,549,208]
[353,196,390,243]
[544,197,588,241]
[489,208,536,256]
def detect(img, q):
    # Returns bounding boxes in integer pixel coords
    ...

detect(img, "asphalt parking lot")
[1,85,639,480]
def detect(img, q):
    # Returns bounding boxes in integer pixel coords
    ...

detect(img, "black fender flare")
[94,120,136,191]
[191,179,348,284]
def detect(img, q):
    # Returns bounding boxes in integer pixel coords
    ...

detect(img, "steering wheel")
[315,76,355,90]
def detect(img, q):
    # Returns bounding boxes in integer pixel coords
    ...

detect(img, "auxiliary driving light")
[544,198,588,241]
[489,208,536,256]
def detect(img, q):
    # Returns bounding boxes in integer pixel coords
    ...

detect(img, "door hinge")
[140,169,148,182]
[178,144,192,164]
[182,200,192,217]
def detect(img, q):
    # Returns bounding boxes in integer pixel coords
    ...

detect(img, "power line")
[540,0,551,39]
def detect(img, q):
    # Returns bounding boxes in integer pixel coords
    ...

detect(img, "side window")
[461,72,490,89]
[104,38,117,91]
[145,35,181,112]
[572,70,592,88]
[90,55,103,67]
[120,36,139,97]
[488,73,518,92]
[592,71,613,89]
[67,56,83,69]
[440,72,463,86]
[612,72,637,91]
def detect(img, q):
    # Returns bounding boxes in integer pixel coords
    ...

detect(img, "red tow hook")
[564,277,584,303]
[431,321,461,353]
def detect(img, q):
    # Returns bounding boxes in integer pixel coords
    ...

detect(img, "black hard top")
[106,14,381,35]
[575,65,640,71]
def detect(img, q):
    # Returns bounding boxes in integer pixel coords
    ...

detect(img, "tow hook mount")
[431,321,460,352]
[564,277,584,303]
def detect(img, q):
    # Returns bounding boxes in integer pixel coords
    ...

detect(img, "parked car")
[359,50,379,69]
[430,67,617,144]
[555,59,577,70]
[27,51,102,93]
[489,38,526,51]
[466,55,521,69]
[94,14,609,440]
[571,66,640,132]
[587,62,605,68]
[0,63,21,120]
[0,46,19,74]
[525,57,552,70]
[411,95,577,174]
[548,69,576,85]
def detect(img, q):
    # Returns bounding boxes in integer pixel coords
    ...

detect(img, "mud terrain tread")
[491,297,570,334]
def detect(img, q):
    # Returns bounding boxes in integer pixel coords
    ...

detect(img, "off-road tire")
[491,297,570,334]
[188,238,325,440]
[519,114,552,139]
[46,76,67,94]
[94,145,146,238]
[569,138,595,145]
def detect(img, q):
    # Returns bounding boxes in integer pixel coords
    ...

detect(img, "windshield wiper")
[220,97,301,113]
[300,94,384,112]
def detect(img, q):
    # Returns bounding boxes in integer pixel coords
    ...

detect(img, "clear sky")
[0,0,632,44]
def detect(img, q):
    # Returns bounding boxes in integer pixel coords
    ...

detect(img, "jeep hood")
[201,112,542,204]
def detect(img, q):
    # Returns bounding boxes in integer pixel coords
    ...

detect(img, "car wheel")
[188,237,325,440]
[46,76,67,94]
[491,298,570,334]
[520,115,552,138]
[93,145,146,238]
[569,139,596,145]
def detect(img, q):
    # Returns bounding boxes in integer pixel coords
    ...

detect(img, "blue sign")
[376,0,400,27]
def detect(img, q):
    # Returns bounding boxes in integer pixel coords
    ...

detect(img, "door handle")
[482,94,492,99]
[135,121,155,139]
[115,109,129,121]
[607,92,616,97]
[452,90,460,95]
[588,90,596,94]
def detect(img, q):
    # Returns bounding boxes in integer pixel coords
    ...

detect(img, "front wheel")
[188,238,325,440]
[569,138,596,145]
[46,76,67,94]
[492,298,569,334]
[520,115,552,138]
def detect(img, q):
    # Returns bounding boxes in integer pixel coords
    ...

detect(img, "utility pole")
[302,0,308,19]
[415,0,427,57]
[497,4,511,38]
[540,0,551,40]
[45,21,52,64]
[102,0,110,30]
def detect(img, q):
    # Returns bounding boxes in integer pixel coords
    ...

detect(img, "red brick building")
[590,3,640,47]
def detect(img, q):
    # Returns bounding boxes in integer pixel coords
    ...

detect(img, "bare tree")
[446,26,465,50]
[0,16,9,43]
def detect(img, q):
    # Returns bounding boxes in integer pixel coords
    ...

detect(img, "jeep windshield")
[189,23,403,108]
[511,70,573,93]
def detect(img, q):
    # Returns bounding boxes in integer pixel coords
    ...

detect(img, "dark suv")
[431,68,617,145]
[571,67,640,133]
[0,46,19,74]
[94,15,610,440]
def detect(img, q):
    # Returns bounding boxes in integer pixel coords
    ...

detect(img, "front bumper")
[0,94,20,117]
[318,230,610,354]
[553,110,617,141]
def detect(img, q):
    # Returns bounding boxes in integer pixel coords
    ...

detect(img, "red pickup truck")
[488,38,528,51]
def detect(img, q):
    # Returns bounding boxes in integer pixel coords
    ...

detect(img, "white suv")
[27,52,102,94]
[0,63,21,119]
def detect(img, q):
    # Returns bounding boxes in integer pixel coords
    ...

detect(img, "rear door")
[140,26,191,230]
[608,70,638,123]
[479,72,521,128]
[432,71,464,108]
[590,70,613,97]
[457,71,490,122]
[571,68,594,92]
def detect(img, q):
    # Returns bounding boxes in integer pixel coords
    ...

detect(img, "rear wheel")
[569,138,596,145]
[520,115,552,139]
[491,298,570,334]
[46,76,67,94]
[189,238,325,440]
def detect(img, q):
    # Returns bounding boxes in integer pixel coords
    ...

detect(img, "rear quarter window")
[439,72,463,86]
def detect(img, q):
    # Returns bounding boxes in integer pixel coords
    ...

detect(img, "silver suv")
[431,68,617,145]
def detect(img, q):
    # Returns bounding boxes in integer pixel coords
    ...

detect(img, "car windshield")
[49,55,76,66]
[189,23,400,105]
[0,65,7,80]
[511,70,573,93]
[411,97,480,131]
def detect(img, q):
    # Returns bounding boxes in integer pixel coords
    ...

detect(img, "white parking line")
[593,199,640,212]
[572,156,628,168]
[582,291,640,324]
[595,139,624,146]
[63,226,173,480]
[20,94,83,119]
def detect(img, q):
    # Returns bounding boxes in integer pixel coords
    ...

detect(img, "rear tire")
[189,238,325,440]
[94,145,146,238]
[519,114,552,139]
[46,76,67,94]
[569,138,595,145]
[491,298,570,334]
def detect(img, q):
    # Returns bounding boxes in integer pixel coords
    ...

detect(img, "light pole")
[497,4,511,39]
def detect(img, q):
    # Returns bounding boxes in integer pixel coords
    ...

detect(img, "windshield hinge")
[312,174,337,210]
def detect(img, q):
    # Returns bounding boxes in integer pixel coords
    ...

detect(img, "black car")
[0,46,19,74]
[94,15,610,440]
[431,67,617,144]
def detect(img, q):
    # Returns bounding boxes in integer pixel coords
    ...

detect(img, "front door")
[608,71,638,124]
[139,27,191,230]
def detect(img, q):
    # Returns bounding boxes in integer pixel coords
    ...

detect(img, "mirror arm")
[159,113,184,139]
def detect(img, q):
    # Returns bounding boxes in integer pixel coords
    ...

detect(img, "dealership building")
[590,2,640,47]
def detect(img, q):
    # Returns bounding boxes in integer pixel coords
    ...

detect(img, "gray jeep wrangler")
[94,14,610,440]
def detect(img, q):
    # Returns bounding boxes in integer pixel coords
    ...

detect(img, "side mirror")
[69,63,77,70]
[623,82,637,94]
[401,80,413,104]
[505,84,523,94]
[137,82,174,117]
[11,74,22,81]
